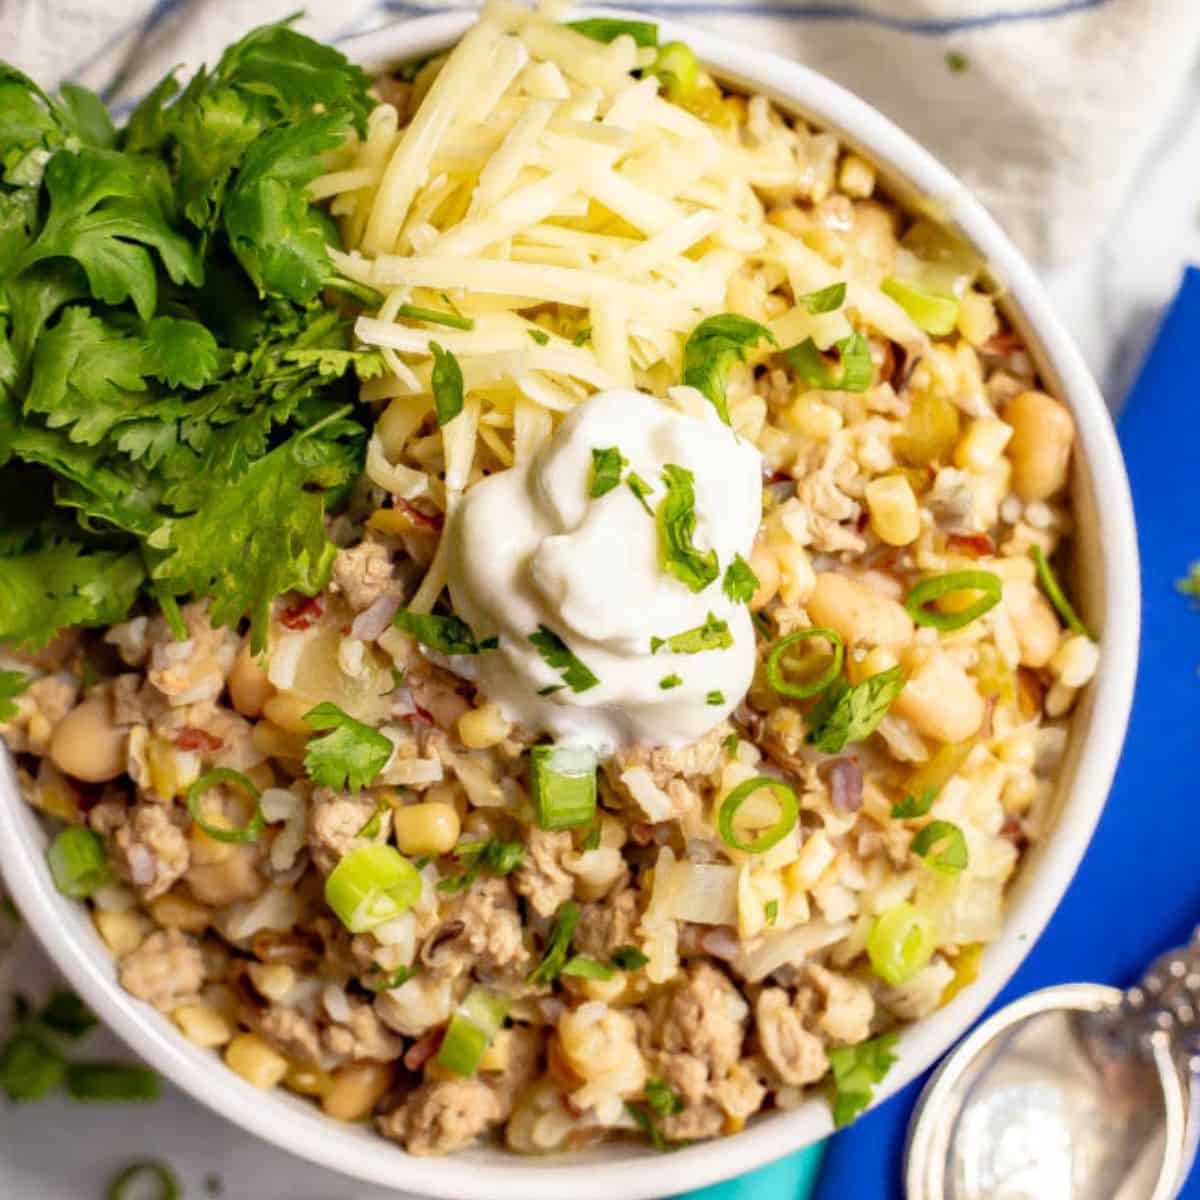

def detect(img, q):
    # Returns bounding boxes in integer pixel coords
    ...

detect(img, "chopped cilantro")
[910,820,969,874]
[627,471,655,516]
[436,838,525,894]
[945,50,969,72]
[657,464,719,592]
[0,671,30,722]
[610,945,649,971]
[891,786,939,819]
[764,899,779,925]
[393,609,488,655]
[561,956,615,980]
[682,314,777,424]
[590,446,627,499]
[527,900,579,986]
[527,327,550,346]
[805,667,905,754]
[785,331,874,393]
[659,674,683,690]
[529,625,599,693]
[797,282,847,314]
[706,690,725,706]
[650,612,732,655]
[430,341,464,425]
[722,554,759,604]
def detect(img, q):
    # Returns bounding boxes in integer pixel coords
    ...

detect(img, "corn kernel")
[838,153,876,198]
[247,963,296,1003]
[865,475,921,546]
[954,418,1013,474]
[284,1063,334,1097]
[262,692,314,735]
[785,831,836,892]
[1050,635,1099,688]
[776,545,816,606]
[788,397,843,439]
[224,1033,288,1090]
[173,1003,234,1049]
[393,801,460,856]
[92,908,149,958]
[457,703,511,750]
[956,290,1000,347]
[250,721,308,762]
[148,890,210,934]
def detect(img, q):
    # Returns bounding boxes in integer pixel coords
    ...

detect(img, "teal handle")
[675,1143,827,1200]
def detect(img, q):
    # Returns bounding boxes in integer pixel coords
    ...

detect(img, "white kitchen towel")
[3,0,1198,264]
[2,1,1200,255]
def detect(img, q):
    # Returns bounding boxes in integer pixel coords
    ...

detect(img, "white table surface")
[3,59,1199,1200]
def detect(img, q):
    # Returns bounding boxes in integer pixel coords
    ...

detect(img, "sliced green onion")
[648,41,698,100]
[867,902,937,985]
[437,987,509,1077]
[904,570,1001,631]
[46,827,109,899]
[881,277,960,336]
[530,744,596,831]
[107,1160,180,1200]
[766,628,845,699]
[717,777,799,854]
[186,769,264,845]
[911,820,969,874]
[395,303,474,331]
[1030,545,1090,637]
[561,955,615,981]
[785,331,873,393]
[39,990,97,1039]
[890,785,939,820]
[0,1031,65,1101]
[66,1062,160,1102]
[324,844,422,933]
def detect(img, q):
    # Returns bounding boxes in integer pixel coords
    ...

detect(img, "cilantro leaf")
[828,1033,898,1127]
[302,702,392,792]
[590,446,626,499]
[11,148,202,319]
[392,609,486,655]
[223,110,352,303]
[437,838,525,893]
[706,690,724,705]
[529,625,599,693]
[144,317,220,389]
[805,666,905,754]
[682,314,776,424]
[147,435,353,653]
[0,670,30,721]
[659,674,682,690]
[656,464,718,593]
[568,18,658,46]
[430,341,463,426]
[785,331,873,393]
[722,553,759,604]
[650,611,732,654]
[527,900,580,986]
[0,541,144,649]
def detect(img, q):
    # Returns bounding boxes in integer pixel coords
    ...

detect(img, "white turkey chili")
[0,1,1098,1157]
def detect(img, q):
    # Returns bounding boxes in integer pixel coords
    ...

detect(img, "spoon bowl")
[905,984,1189,1200]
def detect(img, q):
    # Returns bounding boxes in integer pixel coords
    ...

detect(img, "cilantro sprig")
[805,666,906,754]
[302,702,393,792]
[0,21,378,653]
[657,464,719,593]
[0,670,31,722]
[682,314,777,424]
[529,625,599,693]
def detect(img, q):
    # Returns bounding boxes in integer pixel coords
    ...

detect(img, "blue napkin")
[684,266,1200,1200]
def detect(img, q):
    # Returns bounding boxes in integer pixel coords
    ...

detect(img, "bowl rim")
[0,7,1140,1198]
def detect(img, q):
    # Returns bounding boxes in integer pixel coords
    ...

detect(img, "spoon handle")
[1118,927,1200,1059]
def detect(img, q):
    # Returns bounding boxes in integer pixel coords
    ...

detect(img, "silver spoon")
[905,933,1200,1199]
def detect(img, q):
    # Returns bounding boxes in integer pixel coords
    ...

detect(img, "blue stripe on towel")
[379,0,1114,36]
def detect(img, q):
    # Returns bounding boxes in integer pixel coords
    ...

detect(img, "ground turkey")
[572,888,641,960]
[330,541,395,612]
[118,929,205,1012]
[110,803,190,901]
[378,1078,502,1155]
[512,829,574,918]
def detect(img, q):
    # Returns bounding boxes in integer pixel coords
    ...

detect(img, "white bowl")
[0,9,1140,1199]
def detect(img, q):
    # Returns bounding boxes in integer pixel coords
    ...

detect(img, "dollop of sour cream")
[446,389,762,752]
